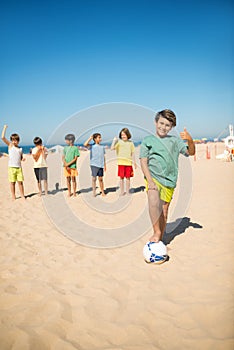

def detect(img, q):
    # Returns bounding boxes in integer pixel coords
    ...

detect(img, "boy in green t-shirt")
[140,109,195,243]
[62,134,80,197]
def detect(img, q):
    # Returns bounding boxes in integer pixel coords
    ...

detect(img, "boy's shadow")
[163,217,203,245]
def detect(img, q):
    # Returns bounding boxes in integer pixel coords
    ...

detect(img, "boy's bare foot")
[149,234,160,243]
[101,192,106,197]
[73,193,77,197]
[119,192,126,196]
[68,192,72,197]
[12,196,16,201]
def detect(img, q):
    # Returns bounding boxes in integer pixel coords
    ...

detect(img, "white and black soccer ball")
[143,241,168,264]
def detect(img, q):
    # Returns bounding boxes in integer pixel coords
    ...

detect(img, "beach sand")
[0,143,233,350]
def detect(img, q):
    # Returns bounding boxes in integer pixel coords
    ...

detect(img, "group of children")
[1,125,136,200]
[1,109,195,244]
[1,125,49,200]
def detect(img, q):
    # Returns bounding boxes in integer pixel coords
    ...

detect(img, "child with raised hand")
[62,134,80,197]
[111,127,136,196]
[140,109,195,244]
[1,124,25,200]
[84,133,106,197]
[31,137,48,196]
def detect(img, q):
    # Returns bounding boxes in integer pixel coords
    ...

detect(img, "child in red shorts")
[111,128,137,195]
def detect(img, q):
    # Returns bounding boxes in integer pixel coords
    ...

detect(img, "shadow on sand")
[163,217,203,245]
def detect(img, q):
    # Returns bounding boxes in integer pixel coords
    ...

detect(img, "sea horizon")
[0,137,226,155]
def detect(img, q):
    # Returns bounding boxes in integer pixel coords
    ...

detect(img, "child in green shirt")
[140,109,195,243]
[62,134,80,197]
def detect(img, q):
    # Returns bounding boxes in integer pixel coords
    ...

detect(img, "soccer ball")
[143,241,168,264]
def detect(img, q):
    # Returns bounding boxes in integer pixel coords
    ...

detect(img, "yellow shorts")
[8,167,24,182]
[64,167,78,177]
[145,178,174,203]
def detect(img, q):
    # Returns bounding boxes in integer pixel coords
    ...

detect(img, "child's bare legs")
[71,176,77,197]
[126,177,130,194]
[17,181,25,200]
[44,180,48,195]
[10,182,16,200]
[92,176,97,197]
[147,188,164,242]
[98,176,105,196]
[66,177,72,197]
[160,202,170,235]
[37,181,42,196]
[119,178,125,195]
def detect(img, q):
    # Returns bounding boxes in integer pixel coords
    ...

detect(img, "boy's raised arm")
[1,125,10,146]
[84,135,93,148]
[180,127,195,156]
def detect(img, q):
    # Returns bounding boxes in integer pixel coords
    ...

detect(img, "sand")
[0,143,233,350]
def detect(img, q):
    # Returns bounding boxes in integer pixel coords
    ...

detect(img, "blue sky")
[0,0,233,145]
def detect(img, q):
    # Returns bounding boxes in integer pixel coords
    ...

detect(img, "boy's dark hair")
[65,134,75,143]
[155,109,176,127]
[10,133,20,142]
[119,128,131,139]
[33,136,42,145]
[93,133,101,141]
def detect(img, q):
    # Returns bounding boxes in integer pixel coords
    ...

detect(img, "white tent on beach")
[216,124,234,161]
[48,145,64,154]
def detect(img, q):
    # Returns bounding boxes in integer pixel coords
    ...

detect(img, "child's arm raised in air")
[1,125,10,146]
[111,136,118,150]
[140,158,157,190]
[84,135,93,148]
[180,127,196,156]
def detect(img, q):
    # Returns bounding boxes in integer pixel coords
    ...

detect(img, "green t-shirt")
[63,146,80,169]
[139,134,189,188]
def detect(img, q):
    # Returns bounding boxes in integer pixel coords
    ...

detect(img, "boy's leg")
[160,202,170,235]
[71,176,77,197]
[92,176,97,197]
[147,188,164,242]
[119,178,125,196]
[44,180,48,195]
[10,182,16,200]
[126,177,130,194]
[98,176,105,196]
[66,177,72,196]
[17,181,25,199]
[37,181,42,196]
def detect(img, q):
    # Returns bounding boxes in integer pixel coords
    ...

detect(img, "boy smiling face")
[155,116,173,138]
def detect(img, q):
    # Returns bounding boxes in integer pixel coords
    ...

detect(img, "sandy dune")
[0,143,233,350]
